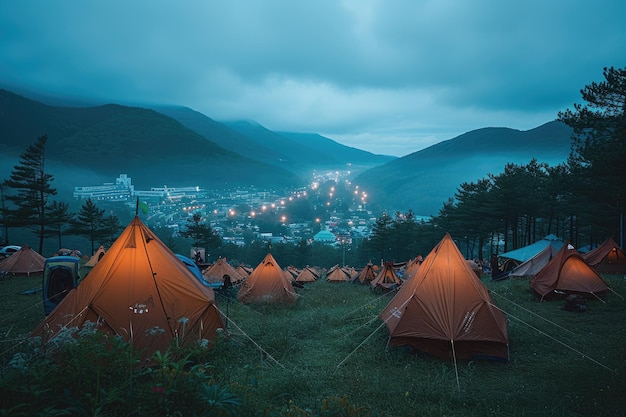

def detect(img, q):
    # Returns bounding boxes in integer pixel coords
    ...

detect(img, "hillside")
[0,89,304,193]
[354,121,573,216]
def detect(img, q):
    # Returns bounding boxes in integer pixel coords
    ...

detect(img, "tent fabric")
[31,216,224,361]
[529,243,610,300]
[582,238,626,275]
[508,242,561,279]
[370,261,403,290]
[237,253,297,304]
[379,233,509,361]
[0,244,46,276]
[499,234,564,263]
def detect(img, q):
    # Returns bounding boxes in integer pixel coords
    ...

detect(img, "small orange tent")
[370,261,403,291]
[31,216,224,361]
[582,237,626,275]
[237,253,297,304]
[354,262,377,285]
[325,264,351,282]
[295,266,319,283]
[85,245,106,267]
[530,242,610,300]
[0,244,45,276]
[203,257,246,285]
[379,233,509,361]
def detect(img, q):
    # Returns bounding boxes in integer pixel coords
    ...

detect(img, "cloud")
[1,0,625,156]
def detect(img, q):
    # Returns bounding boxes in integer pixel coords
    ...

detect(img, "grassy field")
[1,271,625,416]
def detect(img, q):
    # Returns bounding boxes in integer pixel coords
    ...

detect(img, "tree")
[180,213,221,261]
[3,135,57,253]
[44,201,74,250]
[69,198,106,255]
[558,66,626,247]
[100,214,123,248]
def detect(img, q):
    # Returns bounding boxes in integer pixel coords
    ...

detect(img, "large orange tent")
[237,253,297,304]
[529,242,610,300]
[379,233,509,361]
[0,244,46,276]
[31,216,224,361]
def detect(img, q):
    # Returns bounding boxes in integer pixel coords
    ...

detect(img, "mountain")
[0,89,304,196]
[222,120,395,175]
[354,121,573,216]
[155,105,395,175]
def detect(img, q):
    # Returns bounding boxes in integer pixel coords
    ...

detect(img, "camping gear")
[379,233,509,361]
[31,216,224,361]
[42,256,81,315]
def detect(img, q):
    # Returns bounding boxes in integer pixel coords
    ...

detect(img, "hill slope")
[354,121,573,216]
[0,89,304,193]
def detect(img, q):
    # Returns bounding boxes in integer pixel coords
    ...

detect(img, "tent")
[0,244,46,276]
[529,242,610,300]
[582,237,626,275]
[295,266,319,283]
[354,262,377,285]
[237,253,298,304]
[499,234,564,269]
[508,242,562,280]
[31,216,224,361]
[379,233,509,361]
[325,264,352,282]
[370,261,403,291]
[203,257,246,286]
[85,245,106,267]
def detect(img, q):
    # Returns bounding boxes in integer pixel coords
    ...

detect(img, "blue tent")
[499,235,564,263]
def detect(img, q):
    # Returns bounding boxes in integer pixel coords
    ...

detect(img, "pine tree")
[68,198,106,255]
[3,135,57,253]
[558,66,626,246]
[44,200,74,250]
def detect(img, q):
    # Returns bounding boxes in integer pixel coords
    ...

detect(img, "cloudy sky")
[1,1,624,157]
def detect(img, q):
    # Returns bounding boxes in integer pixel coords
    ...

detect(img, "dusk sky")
[1,1,625,157]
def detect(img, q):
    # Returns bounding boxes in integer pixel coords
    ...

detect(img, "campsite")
[1,239,625,416]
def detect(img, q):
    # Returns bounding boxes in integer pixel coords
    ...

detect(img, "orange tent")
[203,257,246,285]
[354,262,377,285]
[325,264,351,282]
[370,261,403,291]
[237,253,297,304]
[0,244,45,276]
[295,266,319,283]
[31,216,224,361]
[530,242,610,300]
[379,233,509,361]
[582,237,626,275]
[85,245,106,267]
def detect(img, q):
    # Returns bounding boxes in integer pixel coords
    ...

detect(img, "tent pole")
[450,340,461,394]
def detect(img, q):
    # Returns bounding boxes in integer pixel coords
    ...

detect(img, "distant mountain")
[148,107,395,176]
[354,121,573,216]
[0,89,304,195]
[222,120,395,175]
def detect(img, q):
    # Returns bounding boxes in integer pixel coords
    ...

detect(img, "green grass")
[1,273,626,416]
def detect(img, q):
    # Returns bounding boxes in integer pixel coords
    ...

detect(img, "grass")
[1,272,626,416]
